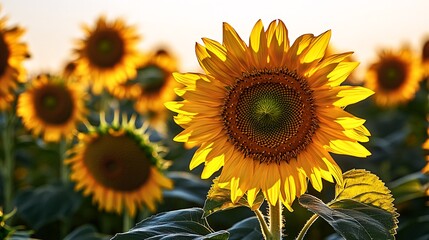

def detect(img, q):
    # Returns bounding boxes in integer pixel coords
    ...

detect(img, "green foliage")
[298,169,399,240]
[163,171,210,206]
[14,182,82,230]
[111,208,229,240]
[299,194,397,240]
[64,225,109,240]
[227,217,263,240]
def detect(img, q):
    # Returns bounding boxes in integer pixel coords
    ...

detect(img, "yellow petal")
[301,30,331,63]
[334,86,374,106]
[327,62,360,86]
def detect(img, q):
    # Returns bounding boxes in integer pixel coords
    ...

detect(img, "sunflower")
[365,48,422,107]
[129,48,179,111]
[108,48,179,133]
[0,7,30,110]
[66,112,173,216]
[166,20,373,209]
[73,16,141,94]
[17,74,87,142]
[325,45,360,85]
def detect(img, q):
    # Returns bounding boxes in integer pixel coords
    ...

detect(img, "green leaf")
[9,231,33,240]
[164,171,210,205]
[14,182,82,230]
[111,208,229,240]
[334,169,397,215]
[299,194,397,240]
[64,225,107,240]
[388,172,428,204]
[203,178,264,217]
[298,169,399,240]
[227,216,263,240]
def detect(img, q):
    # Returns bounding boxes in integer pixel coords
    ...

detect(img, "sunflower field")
[0,1,428,240]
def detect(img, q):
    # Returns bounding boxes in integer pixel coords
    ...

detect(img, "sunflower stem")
[59,137,70,238]
[268,200,283,240]
[296,213,319,240]
[123,210,134,232]
[1,111,15,217]
[254,209,271,239]
[59,138,69,183]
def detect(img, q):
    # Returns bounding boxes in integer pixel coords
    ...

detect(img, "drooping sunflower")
[166,20,373,209]
[0,7,30,111]
[66,112,173,216]
[73,16,141,94]
[17,74,87,142]
[365,48,422,107]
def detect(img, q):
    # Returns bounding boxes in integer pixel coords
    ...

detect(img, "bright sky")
[2,0,429,78]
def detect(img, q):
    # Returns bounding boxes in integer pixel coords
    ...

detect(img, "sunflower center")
[0,34,10,76]
[134,64,166,93]
[222,68,319,164]
[377,59,406,90]
[83,134,152,192]
[87,30,125,68]
[33,85,74,125]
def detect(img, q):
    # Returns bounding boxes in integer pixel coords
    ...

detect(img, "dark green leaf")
[164,172,210,205]
[64,225,108,240]
[111,208,229,240]
[9,231,33,240]
[14,182,82,229]
[299,194,397,240]
[388,172,428,204]
[227,216,263,240]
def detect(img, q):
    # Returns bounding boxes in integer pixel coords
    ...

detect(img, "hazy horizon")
[2,0,429,79]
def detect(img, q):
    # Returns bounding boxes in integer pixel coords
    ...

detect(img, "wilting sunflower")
[166,20,373,209]
[0,7,30,111]
[365,48,422,107]
[66,112,173,216]
[17,74,87,142]
[422,39,429,77]
[73,16,141,94]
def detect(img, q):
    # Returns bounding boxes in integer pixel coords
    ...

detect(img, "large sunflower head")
[73,16,141,94]
[66,112,173,216]
[365,48,422,107]
[17,74,87,142]
[166,19,373,209]
[0,7,30,111]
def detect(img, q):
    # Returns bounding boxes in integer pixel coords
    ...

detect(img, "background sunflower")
[66,113,173,217]
[73,16,141,94]
[0,7,29,110]
[365,48,422,107]
[17,74,87,142]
